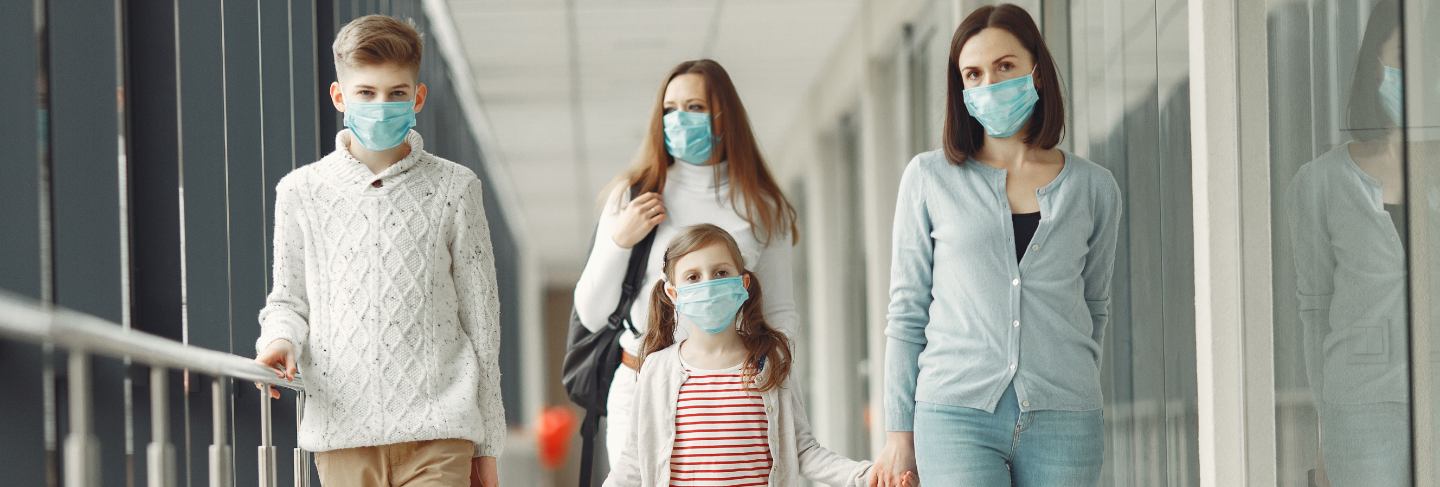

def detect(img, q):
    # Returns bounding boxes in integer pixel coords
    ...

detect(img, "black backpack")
[562,182,658,487]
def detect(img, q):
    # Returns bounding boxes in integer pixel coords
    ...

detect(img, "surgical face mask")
[962,70,1041,138]
[345,100,416,151]
[1380,65,1404,127]
[672,276,749,335]
[663,110,715,165]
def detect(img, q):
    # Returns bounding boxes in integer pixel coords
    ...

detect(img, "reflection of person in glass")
[1287,1,1408,485]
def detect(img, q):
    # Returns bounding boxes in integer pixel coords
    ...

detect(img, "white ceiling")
[446,0,862,286]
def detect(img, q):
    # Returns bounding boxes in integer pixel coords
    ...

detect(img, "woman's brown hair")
[617,59,799,246]
[1346,0,1402,138]
[642,224,793,392]
[943,4,1065,163]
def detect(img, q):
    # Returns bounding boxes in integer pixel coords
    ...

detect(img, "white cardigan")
[604,344,873,487]
[256,130,506,457]
[572,161,799,353]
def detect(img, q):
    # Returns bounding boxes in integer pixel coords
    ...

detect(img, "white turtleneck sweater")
[256,130,506,457]
[573,161,798,353]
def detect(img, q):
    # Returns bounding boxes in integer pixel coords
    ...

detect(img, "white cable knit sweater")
[256,130,506,457]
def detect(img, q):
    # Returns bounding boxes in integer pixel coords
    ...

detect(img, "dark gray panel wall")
[0,2,47,484]
[175,0,235,483]
[125,0,190,485]
[294,2,321,164]
[222,1,272,485]
[0,0,42,300]
[49,0,131,484]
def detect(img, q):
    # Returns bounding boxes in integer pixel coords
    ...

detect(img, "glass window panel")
[1265,0,1440,485]
[1057,1,1198,484]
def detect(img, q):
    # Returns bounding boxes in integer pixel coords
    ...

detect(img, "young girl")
[571,60,801,473]
[604,224,900,487]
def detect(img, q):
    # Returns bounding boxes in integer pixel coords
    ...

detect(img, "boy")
[254,15,503,486]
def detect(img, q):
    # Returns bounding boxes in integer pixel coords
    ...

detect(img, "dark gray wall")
[0,0,48,483]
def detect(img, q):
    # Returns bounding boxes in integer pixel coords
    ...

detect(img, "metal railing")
[0,291,309,487]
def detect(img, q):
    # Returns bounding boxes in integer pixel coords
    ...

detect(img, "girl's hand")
[470,456,499,487]
[253,339,296,399]
[872,432,919,487]
[611,192,665,249]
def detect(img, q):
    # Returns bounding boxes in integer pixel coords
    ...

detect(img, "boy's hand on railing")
[470,456,498,487]
[254,339,297,399]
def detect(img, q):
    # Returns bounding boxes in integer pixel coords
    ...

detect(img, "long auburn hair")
[943,4,1065,163]
[616,59,799,246]
[642,224,793,392]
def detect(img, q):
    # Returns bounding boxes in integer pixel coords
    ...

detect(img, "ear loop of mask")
[666,280,681,329]
[734,272,746,332]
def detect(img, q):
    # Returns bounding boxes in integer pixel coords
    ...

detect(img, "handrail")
[0,290,304,391]
[0,291,309,487]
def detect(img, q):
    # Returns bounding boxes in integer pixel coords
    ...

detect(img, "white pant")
[605,365,640,472]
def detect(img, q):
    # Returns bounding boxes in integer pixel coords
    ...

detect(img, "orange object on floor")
[537,406,578,470]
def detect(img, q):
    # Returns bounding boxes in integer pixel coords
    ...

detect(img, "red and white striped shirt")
[669,361,772,487]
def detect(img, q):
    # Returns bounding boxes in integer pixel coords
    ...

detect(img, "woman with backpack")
[571,58,801,477]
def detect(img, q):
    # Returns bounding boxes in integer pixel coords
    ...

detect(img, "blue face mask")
[1380,65,1404,127]
[962,70,1041,138]
[345,100,416,151]
[672,276,749,335]
[663,110,715,165]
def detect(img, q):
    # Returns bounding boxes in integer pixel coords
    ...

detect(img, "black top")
[1013,211,1042,263]
[1385,203,1407,248]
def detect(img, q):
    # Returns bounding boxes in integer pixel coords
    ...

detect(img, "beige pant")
[315,439,473,486]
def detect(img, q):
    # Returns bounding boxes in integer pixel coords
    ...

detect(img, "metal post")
[63,351,99,487]
[147,367,176,487]
[259,384,276,487]
[209,377,232,487]
[292,392,309,487]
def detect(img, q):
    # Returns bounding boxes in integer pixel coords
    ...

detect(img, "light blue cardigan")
[884,149,1123,431]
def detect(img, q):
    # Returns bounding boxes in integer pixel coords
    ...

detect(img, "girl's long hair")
[642,224,792,392]
[611,59,799,246]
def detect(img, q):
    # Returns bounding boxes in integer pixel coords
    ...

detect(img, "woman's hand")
[471,456,499,487]
[611,192,665,249]
[253,339,296,400]
[871,432,920,487]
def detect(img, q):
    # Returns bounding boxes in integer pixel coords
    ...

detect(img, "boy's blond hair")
[332,15,423,78]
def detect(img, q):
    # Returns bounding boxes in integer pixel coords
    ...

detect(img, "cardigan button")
[371,179,383,188]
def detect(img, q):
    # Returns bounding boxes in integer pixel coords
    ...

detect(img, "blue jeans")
[913,382,1103,486]
[1318,401,1410,487]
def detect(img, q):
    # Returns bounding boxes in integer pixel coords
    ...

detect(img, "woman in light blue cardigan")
[871,4,1122,487]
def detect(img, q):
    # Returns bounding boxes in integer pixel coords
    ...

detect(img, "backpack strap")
[577,409,601,486]
[607,181,658,336]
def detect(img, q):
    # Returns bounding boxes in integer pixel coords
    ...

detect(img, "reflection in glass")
[1284,1,1409,485]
